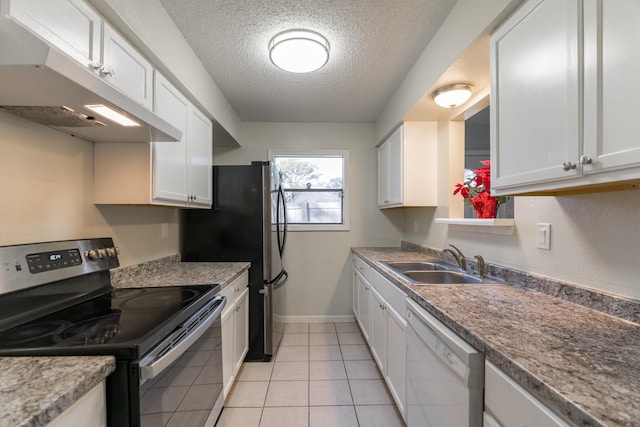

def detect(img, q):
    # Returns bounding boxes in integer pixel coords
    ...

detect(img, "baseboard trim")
[274,314,356,324]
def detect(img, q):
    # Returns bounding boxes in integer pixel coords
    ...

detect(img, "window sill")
[435,218,515,235]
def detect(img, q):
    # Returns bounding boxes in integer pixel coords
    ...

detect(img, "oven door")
[138,295,226,427]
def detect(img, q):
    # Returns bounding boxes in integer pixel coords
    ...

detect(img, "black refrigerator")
[180,161,287,361]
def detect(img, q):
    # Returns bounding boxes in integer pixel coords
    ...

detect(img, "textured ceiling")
[157,0,457,122]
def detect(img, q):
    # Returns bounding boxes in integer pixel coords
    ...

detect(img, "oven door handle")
[139,295,226,380]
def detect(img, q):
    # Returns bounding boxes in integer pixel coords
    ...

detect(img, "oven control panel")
[26,249,83,274]
[0,238,119,295]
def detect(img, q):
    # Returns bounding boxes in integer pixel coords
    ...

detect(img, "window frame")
[269,149,350,232]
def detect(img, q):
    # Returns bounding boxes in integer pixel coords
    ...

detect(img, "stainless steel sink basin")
[379,260,504,285]
[380,261,451,272]
[403,270,484,284]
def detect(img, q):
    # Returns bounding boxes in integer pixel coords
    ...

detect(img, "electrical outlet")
[161,222,169,239]
[536,223,551,250]
[413,221,419,233]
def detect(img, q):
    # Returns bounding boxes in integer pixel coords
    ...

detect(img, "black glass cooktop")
[0,285,218,359]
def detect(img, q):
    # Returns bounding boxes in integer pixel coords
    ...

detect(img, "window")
[270,150,349,231]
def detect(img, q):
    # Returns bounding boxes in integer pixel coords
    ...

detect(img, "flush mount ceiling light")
[431,84,474,109]
[269,29,330,73]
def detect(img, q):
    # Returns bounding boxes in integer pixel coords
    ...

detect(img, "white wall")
[0,111,180,267]
[214,122,404,320]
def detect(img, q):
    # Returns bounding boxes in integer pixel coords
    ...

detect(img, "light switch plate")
[536,223,551,250]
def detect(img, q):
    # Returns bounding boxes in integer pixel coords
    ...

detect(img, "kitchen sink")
[380,260,504,285]
[403,270,484,284]
[380,261,451,272]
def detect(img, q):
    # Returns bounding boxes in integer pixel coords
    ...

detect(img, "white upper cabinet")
[5,0,101,69]
[152,72,190,204]
[582,0,640,179]
[101,23,153,109]
[94,73,212,208]
[490,0,581,194]
[377,122,438,208]
[491,0,640,195]
[5,0,153,109]
[187,106,213,208]
[154,73,212,208]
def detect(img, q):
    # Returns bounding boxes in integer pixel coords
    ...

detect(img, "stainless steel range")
[0,238,226,427]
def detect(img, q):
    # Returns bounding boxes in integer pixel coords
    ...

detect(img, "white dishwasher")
[406,299,484,427]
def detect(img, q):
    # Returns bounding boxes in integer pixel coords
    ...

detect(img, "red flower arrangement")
[453,160,507,218]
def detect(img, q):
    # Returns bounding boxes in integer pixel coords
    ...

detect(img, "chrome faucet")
[443,244,466,270]
[474,255,485,278]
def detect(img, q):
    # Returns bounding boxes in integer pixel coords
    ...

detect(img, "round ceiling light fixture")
[431,84,474,109]
[269,29,330,73]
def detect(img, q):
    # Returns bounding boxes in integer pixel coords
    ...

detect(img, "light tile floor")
[218,322,405,427]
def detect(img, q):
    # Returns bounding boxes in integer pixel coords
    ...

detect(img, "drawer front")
[370,268,406,317]
[353,254,371,282]
[220,270,249,314]
[485,361,570,427]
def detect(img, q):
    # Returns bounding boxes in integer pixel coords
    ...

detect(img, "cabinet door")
[387,127,403,205]
[221,306,234,397]
[583,0,640,175]
[352,268,359,318]
[7,0,101,69]
[152,73,189,205]
[377,140,391,206]
[491,0,581,193]
[386,306,406,419]
[102,22,153,109]
[357,275,371,342]
[188,105,213,208]
[377,126,403,207]
[369,287,387,374]
[234,287,249,374]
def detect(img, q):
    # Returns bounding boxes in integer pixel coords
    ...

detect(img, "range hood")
[0,17,181,143]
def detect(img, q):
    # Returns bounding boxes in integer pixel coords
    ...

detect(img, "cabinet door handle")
[101,66,115,77]
[578,155,592,167]
[561,161,576,171]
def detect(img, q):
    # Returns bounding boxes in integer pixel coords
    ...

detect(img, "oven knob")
[107,247,116,258]
[98,248,107,259]
[85,250,99,261]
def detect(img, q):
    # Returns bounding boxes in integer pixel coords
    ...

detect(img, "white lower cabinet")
[484,361,570,427]
[352,255,372,342]
[369,286,387,372]
[353,258,407,420]
[220,271,249,398]
[385,302,407,418]
[47,382,106,427]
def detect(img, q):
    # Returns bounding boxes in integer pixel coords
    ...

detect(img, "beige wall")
[0,111,180,267]
[214,122,404,320]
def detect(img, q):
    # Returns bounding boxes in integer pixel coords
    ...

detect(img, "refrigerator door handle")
[273,270,288,290]
[276,185,287,257]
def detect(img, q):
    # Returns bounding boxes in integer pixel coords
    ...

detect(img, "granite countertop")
[353,247,640,427]
[0,356,115,427]
[110,254,250,291]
